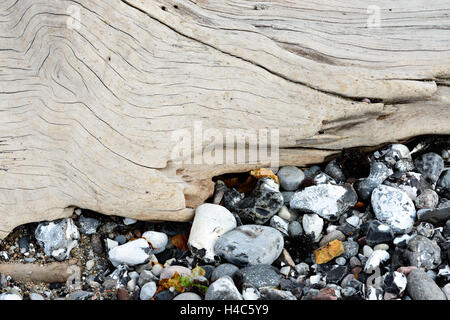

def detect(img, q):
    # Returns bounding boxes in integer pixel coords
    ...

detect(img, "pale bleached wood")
[0,0,449,239]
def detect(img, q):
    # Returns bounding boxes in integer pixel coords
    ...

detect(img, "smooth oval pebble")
[140,281,157,300]
[277,166,305,191]
[214,225,284,266]
[108,238,151,267]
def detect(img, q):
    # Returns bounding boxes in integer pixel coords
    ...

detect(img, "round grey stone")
[406,269,447,300]
[173,292,202,300]
[288,221,303,238]
[277,166,305,191]
[341,241,359,260]
[140,281,157,300]
[415,189,439,209]
[214,225,284,266]
[211,263,240,283]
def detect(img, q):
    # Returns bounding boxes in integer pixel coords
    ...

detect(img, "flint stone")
[355,162,393,201]
[414,152,445,184]
[188,204,236,263]
[78,215,100,235]
[34,218,80,261]
[406,269,447,300]
[290,184,357,221]
[371,185,416,233]
[234,178,284,224]
[205,276,243,300]
[405,235,441,270]
[324,159,346,183]
[302,214,324,242]
[211,263,239,283]
[259,287,297,300]
[214,225,284,266]
[108,238,152,267]
[234,264,281,289]
[142,231,168,254]
[277,166,305,191]
[365,220,395,246]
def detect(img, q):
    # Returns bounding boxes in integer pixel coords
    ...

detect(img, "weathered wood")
[0,0,449,239]
[0,260,78,283]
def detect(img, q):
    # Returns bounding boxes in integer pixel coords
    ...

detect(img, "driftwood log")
[0,0,449,239]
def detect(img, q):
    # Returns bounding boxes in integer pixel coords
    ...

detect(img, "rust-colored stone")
[314,239,345,264]
[250,168,280,184]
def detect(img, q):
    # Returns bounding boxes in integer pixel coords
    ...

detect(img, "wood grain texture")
[0,0,449,239]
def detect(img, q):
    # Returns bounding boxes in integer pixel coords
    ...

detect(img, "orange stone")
[314,239,345,264]
[249,168,279,184]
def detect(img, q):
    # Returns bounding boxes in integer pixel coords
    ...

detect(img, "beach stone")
[173,292,202,300]
[442,284,450,300]
[214,225,284,266]
[205,276,243,300]
[406,269,447,300]
[277,206,298,222]
[405,235,441,270]
[281,192,294,206]
[234,264,281,289]
[384,271,407,295]
[69,290,94,300]
[234,178,284,224]
[414,152,445,184]
[319,230,345,247]
[288,221,303,238]
[270,215,289,236]
[159,265,192,280]
[324,159,346,183]
[290,184,357,221]
[78,215,100,235]
[437,169,450,190]
[211,263,239,283]
[415,189,439,209]
[371,185,416,233]
[342,241,359,260]
[417,207,450,224]
[314,240,345,264]
[326,265,349,284]
[277,166,305,191]
[365,220,395,246]
[188,204,236,263]
[313,172,336,185]
[385,172,431,201]
[259,287,297,300]
[303,165,321,179]
[222,188,245,212]
[34,218,80,261]
[108,238,152,267]
[364,250,390,272]
[302,213,324,242]
[0,293,22,300]
[140,281,157,300]
[372,144,411,167]
[355,162,393,201]
[29,293,45,300]
[142,231,168,254]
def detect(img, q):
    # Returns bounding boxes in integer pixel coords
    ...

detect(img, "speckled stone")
[405,235,441,270]
[214,225,284,266]
[414,152,445,184]
[371,185,416,233]
[205,276,243,300]
[234,264,281,289]
[407,269,447,300]
[290,184,357,221]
